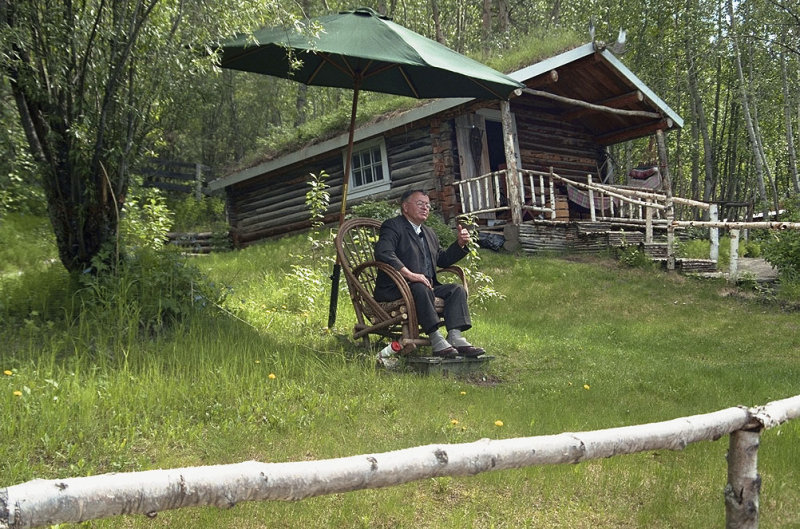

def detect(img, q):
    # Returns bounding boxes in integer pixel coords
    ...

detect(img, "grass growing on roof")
[1,223,799,528]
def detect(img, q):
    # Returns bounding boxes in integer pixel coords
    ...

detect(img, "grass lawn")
[1,232,799,528]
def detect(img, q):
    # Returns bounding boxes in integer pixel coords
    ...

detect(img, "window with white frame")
[345,138,390,199]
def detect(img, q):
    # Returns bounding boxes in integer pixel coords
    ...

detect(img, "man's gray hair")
[400,189,429,203]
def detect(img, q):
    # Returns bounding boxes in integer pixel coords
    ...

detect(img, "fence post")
[724,428,761,529]
[729,229,740,280]
[588,174,596,222]
[549,170,556,220]
[645,207,653,243]
[710,204,720,262]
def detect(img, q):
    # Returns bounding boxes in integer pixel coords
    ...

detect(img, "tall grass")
[1,224,799,528]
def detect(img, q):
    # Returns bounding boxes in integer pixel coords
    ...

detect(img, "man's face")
[402,192,431,225]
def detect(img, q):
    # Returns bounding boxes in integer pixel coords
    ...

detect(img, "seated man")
[373,189,485,358]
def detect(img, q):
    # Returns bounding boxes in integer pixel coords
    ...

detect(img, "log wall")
[226,120,454,247]
[512,99,604,184]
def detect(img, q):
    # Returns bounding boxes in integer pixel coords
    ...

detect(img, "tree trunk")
[727,0,768,217]
[685,32,715,217]
[431,0,444,44]
[781,52,800,194]
[482,0,492,57]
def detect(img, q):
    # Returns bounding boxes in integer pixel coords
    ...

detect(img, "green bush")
[75,246,223,336]
[350,199,398,223]
[0,213,57,275]
[168,195,227,233]
[761,199,800,283]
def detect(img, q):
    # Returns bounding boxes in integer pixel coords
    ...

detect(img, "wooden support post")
[501,100,522,225]
[645,207,653,243]
[588,174,596,222]
[725,428,761,529]
[710,204,720,262]
[549,173,556,220]
[656,129,676,271]
[729,229,740,280]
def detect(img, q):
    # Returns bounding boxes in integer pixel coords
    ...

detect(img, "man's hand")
[457,224,472,248]
[401,267,432,289]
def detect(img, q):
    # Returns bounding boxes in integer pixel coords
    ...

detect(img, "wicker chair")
[335,217,467,353]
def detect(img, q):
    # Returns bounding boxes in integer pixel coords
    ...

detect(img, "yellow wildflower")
[13,390,22,397]
[459,391,466,395]
[268,373,276,380]
[3,370,12,376]
[494,420,504,427]
[450,419,459,425]
[583,384,590,390]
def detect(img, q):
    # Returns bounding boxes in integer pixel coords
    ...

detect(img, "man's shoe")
[432,346,458,359]
[456,345,485,358]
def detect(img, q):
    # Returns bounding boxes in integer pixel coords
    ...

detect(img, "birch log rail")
[2,395,799,529]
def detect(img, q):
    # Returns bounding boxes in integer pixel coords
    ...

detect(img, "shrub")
[168,194,227,232]
[761,199,800,283]
[76,246,223,335]
[350,199,398,223]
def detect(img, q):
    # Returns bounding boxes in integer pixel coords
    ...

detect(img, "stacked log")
[167,232,231,254]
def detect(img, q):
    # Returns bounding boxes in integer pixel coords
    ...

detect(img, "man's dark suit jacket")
[373,215,468,302]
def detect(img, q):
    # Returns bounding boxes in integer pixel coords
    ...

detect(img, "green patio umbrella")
[218,7,524,326]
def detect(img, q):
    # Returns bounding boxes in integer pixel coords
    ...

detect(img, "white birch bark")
[2,396,799,529]
[724,429,761,529]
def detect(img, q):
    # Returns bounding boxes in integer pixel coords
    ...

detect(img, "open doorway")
[485,120,505,171]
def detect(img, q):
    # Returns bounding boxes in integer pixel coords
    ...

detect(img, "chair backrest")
[335,217,385,321]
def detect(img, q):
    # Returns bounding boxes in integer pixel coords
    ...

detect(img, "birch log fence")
[2,394,799,529]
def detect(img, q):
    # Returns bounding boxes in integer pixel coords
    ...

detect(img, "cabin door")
[455,114,493,219]
[455,110,520,220]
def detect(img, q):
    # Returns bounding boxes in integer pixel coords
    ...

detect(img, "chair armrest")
[437,265,468,296]
[352,260,419,330]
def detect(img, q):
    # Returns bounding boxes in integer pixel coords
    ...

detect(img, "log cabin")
[208,42,684,252]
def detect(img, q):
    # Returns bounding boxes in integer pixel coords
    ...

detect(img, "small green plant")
[282,171,334,313]
[456,213,505,306]
[120,187,173,251]
[616,244,654,268]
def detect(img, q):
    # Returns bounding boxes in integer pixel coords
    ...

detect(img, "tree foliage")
[0,0,285,272]
[2,0,800,274]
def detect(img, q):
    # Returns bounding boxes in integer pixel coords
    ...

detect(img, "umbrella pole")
[328,86,360,329]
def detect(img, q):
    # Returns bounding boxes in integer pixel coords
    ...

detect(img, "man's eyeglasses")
[413,201,432,210]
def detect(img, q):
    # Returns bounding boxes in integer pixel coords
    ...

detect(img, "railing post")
[710,204,720,262]
[645,207,653,243]
[549,171,556,220]
[725,428,761,529]
[501,100,522,225]
[656,130,676,271]
[729,229,740,280]
[587,174,596,222]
